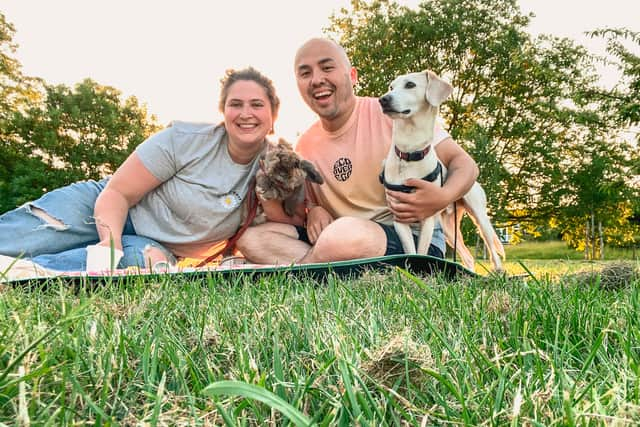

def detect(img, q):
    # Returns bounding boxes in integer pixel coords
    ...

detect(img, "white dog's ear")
[424,70,453,107]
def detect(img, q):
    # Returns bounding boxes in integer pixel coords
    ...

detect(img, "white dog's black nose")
[379,95,392,109]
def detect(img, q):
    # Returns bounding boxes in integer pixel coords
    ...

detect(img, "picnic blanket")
[1,254,477,285]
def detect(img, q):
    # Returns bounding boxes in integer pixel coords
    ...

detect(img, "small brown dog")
[254,138,323,222]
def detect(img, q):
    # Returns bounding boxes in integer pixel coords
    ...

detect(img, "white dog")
[379,70,505,271]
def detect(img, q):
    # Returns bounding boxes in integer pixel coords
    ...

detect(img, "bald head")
[293,37,358,131]
[294,38,351,72]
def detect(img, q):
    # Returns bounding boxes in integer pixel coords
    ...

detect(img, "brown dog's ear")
[300,160,324,184]
[424,70,453,107]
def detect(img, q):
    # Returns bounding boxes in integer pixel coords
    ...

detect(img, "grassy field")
[1,242,639,425]
[470,240,639,277]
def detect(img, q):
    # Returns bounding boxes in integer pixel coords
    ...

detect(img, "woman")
[0,67,279,271]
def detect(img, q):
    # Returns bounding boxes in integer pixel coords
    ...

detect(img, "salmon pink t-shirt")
[295,97,449,226]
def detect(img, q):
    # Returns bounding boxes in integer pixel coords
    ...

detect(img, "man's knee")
[236,222,298,253]
[312,217,386,260]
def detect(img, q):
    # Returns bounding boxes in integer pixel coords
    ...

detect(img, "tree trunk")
[591,212,596,260]
[585,220,590,260]
[599,221,604,260]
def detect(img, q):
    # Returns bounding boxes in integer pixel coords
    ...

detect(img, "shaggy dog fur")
[254,138,323,221]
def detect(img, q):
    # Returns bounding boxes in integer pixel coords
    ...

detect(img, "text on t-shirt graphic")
[333,157,352,181]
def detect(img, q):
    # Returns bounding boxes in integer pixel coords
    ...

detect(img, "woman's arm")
[93,152,162,249]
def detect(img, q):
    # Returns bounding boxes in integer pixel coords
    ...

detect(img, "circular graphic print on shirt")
[333,157,352,181]
[219,191,242,210]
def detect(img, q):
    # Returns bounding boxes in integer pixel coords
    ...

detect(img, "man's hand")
[305,206,334,243]
[385,137,479,224]
[385,179,451,223]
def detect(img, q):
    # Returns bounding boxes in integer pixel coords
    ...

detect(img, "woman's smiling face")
[223,80,273,158]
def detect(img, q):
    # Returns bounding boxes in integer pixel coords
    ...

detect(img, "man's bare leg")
[238,217,389,265]
[236,222,310,265]
[300,217,387,263]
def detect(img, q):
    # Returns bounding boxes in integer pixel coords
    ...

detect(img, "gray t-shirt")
[130,121,263,258]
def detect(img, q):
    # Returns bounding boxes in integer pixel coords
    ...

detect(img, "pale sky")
[2,0,639,142]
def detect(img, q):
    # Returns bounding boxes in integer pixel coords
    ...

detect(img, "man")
[237,37,478,264]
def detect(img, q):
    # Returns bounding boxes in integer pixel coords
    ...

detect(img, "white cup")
[86,244,124,272]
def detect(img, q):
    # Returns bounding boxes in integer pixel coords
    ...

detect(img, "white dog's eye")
[405,81,416,89]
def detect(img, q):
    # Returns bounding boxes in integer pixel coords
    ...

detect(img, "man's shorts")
[295,223,444,258]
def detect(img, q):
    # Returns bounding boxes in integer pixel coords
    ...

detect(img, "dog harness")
[379,145,442,193]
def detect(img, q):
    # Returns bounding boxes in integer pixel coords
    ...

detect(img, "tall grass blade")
[202,380,313,427]
[0,326,63,385]
[150,371,166,426]
[517,260,540,285]
[215,402,236,427]
[337,359,362,422]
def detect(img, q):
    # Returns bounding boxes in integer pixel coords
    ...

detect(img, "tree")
[1,79,161,212]
[0,12,27,118]
[585,28,640,253]
[553,138,638,258]
[0,12,46,213]
[0,13,161,214]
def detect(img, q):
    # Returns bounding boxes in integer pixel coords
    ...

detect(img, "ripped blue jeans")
[0,178,174,271]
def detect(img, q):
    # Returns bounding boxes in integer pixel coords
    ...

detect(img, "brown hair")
[218,67,280,130]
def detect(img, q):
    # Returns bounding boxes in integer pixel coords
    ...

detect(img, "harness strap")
[379,162,442,192]
[195,178,258,267]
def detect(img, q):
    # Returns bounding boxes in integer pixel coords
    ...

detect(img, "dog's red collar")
[394,145,431,161]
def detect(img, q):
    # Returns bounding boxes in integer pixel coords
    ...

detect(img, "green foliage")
[0,12,23,116]
[590,28,640,130]
[0,12,161,213]
[1,78,160,213]
[554,145,639,252]
[0,12,46,213]
[326,0,640,250]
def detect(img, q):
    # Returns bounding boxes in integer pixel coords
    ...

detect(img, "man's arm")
[260,198,306,226]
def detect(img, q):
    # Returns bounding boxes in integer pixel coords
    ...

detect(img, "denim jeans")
[0,178,172,271]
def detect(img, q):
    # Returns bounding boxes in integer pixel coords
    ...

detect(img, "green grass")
[465,240,639,277]
[1,259,639,426]
[504,240,638,261]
